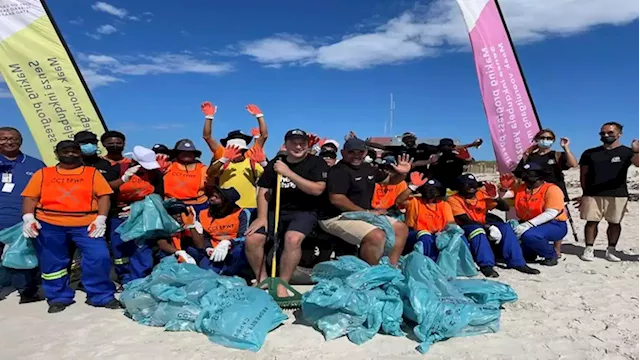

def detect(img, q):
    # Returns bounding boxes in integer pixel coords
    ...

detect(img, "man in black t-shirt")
[428,138,473,190]
[578,122,639,262]
[244,129,328,298]
[319,138,411,266]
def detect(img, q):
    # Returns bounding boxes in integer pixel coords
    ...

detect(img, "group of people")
[0,99,637,313]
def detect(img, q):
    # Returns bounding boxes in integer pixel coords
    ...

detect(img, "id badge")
[1,173,11,184]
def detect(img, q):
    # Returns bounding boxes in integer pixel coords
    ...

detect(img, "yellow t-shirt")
[219,158,264,208]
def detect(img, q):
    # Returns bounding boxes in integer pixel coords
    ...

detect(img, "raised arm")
[246,104,268,147]
[559,137,578,168]
[201,101,221,154]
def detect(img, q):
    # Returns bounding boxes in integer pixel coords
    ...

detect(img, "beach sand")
[0,168,637,360]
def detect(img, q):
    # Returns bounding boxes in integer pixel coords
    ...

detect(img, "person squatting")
[1,101,636,313]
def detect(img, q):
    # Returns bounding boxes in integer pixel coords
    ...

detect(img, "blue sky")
[1,0,638,162]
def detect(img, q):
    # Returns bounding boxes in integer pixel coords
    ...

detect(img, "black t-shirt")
[257,155,328,213]
[579,145,634,197]
[321,162,388,219]
[82,156,113,177]
[387,143,437,175]
[515,151,570,199]
[428,152,466,190]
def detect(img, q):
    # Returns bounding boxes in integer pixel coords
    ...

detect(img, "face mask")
[105,144,124,153]
[80,143,97,155]
[58,155,82,165]
[536,139,554,149]
[600,136,617,145]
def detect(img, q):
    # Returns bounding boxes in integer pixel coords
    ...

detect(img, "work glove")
[246,104,263,118]
[210,240,231,262]
[201,101,217,120]
[408,171,428,191]
[251,127,261,138]
[454,147,472,161]
[482,182,498,199]
[22,213,41,238]
[121,165,141,182]
[514,221,534,238]
[487,225,502,244]
[181,206,203,234]
[219,145,242,164]
[499,173,516,190]
[156,154,171,174]
[312,137,328,154]
[118,206,131,219]
[246,145,267,167]
[174,250,196,265]
[88,215,108,238]
[307,133,320,148]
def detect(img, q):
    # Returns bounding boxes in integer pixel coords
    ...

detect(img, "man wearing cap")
[319,138,411,266]
[245,129,328,298]
[102,146,163,284]
[152,144,171,156]
[21,140,118,313]
[163,139,209,214]
[74,131,115,178]
[428,138,474,190]
[0,127,45,304]
[101,130,130,166]
[447,173,539,277]
[208,130,264,209]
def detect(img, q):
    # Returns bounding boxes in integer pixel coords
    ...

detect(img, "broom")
[257,173,303,309]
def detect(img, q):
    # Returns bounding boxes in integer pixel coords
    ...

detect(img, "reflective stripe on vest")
[38,166,97,214]
[113,257,130,265]
[42,268,68,280]
[469,227,486,239]
[164,162,206,202]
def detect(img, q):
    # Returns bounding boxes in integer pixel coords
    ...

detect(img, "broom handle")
[271,174,282,278]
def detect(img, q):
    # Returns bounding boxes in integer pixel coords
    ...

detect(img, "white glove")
[118,206,131,219]
[88,215,108,238]
[121,165,142,182]
[487,225,502,244]
[514,221,534,238]
[210,240,231,262]
[185,221,203,235]
[174,250,196,265]
[22,213,41,238]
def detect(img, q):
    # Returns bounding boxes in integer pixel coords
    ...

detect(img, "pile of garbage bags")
[0,223,38,269]
[302,243,517,354]
[116,194,183,245]
[120,257,288,352]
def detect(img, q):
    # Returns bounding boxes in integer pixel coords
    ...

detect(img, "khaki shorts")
[580,196,628,224]
[319,215,398,245]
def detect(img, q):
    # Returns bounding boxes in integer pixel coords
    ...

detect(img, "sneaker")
[580,246,595,262]
[513,265,541,274]
[540,258,558,266]
[19,292,45,304]
[48,303,68,314]
[480,266,499,278]
[605,248,621,262]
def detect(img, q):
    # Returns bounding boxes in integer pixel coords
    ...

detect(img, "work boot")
[48,303,68,314]
[86,298,122,309]
[19,292,45,304]
[480,266,499,278]
[540,258,558,266]
[513,265,540,274]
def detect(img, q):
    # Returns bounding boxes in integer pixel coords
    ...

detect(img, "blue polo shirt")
[0,153,45,230]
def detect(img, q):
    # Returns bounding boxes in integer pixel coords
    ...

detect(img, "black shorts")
[257,211,318,238]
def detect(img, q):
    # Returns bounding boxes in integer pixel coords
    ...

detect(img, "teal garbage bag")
[121,257,287,351]
[340,212,395,254]
[435,225,478,278]
[116,194,182,245]
[302,256,405,345]
[0,223,38,269]
[401,243,517,353]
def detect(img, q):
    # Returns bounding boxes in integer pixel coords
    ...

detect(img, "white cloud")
[0,88,12,99]
[69,17,84,25]
[86,32,102,40]
[80,68,124,89]
[92,1,128,19]
[96,24,117,35]
[238,0,639,70]
[86,54,119,65]
[128,16,140,21]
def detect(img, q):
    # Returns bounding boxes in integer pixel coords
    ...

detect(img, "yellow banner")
[0,0,105,165]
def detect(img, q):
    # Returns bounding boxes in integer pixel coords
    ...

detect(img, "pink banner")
[456,0,540,172]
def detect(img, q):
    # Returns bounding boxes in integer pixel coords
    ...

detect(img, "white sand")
[0,168,637,360]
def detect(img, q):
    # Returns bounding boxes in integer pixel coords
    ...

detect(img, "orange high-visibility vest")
[515,183,567,222]
[372,184,401,210]
[38,166,97,214]
[118,164,156,204]
[447,192,490,224]
[163,162,206,204]
[198,208,243,247]
[411,200,451,234]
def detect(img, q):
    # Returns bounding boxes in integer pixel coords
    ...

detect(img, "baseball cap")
[343,138,367,152]
[425,178,443,188]
[172,139,202,157]
[74,131,98,144]
[151,144,170,155]
[456,173,481,188]
[132,146,160,170]
[322,139,340,151]
[438,138,455,147]
[284,129,307,142]
[56,140,80,152]
[219,187,241,205]
[401,131,417,139]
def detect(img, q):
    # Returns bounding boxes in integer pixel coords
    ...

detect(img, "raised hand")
[560,137,570,149]
[155,154,171,173]
[391,154,413,175]
[307,133,320,148]
[482,182,498,199]
[454,147,472,161]
[499,173,515,190]
[246,145,267,165]
[180,206,196,227]
[251,127,261,138]
[409,171,429,187]
[472,138,483,148]
[345,131,356,141]
[201,101,217,119]
[246,104,264,118]
[221,145,242,163]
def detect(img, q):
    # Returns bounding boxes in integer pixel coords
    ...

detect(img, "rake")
[257,173,303,309]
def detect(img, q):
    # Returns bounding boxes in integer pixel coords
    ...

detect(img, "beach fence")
[466,162,498,174]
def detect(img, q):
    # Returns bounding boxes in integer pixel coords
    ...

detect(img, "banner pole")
[38,0,108,131]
